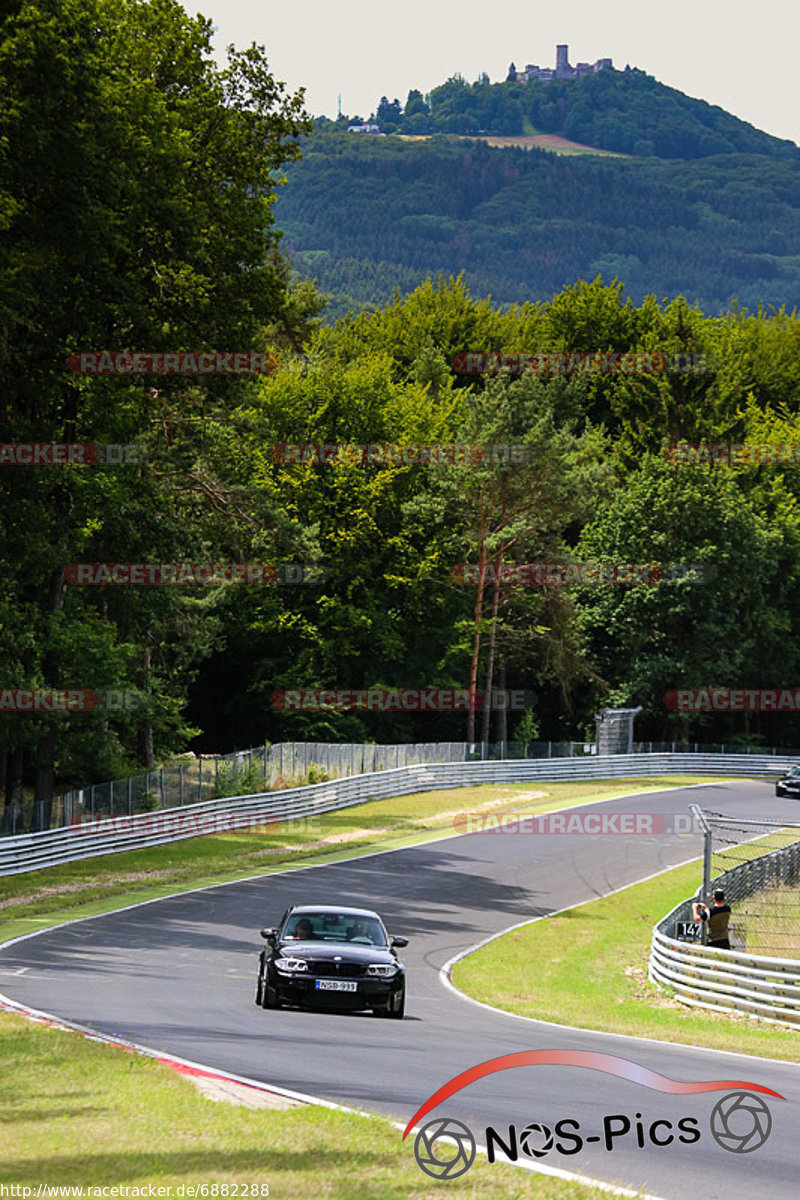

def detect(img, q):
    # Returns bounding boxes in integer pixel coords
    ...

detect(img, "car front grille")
[305,960,368,978]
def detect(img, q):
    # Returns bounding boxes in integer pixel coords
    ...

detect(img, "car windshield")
[282,912,387,945]
[789,767,800,777]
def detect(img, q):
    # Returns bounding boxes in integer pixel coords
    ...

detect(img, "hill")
[274,131,800,319]
[334,66,800,162]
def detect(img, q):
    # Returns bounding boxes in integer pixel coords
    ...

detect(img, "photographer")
[693,889,732,949]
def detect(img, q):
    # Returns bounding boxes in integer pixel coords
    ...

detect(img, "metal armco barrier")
[0,751,792,877]
[649,820,800,1025]
[649,928,800,1026]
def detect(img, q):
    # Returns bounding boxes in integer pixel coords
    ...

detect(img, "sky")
[190,0,800,145]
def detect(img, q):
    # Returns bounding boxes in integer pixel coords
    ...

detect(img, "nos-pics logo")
[403,1050,784,1180]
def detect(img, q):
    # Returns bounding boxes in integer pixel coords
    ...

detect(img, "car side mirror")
[390,935,408,948]
[260,927,276,940]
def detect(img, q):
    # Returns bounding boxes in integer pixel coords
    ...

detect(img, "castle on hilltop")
[513,45,612,84]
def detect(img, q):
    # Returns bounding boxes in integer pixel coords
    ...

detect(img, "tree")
[376,96,402,131]
[404,89,429,118]
[407,372,609,741]
[0,0,311,821]
[574,458,799,742]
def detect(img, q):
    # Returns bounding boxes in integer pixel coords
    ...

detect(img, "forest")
[276,131,800,319]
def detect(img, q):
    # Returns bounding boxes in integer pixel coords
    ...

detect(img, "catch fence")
[650,808,800,1024]
[0,750,796,876]
[2,738,795,837]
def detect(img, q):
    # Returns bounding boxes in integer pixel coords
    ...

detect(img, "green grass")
[0,776,720,945]
[735,882,800,958]
[0,773,769,1195]
[452,858,800,1061]
[0,1011,621,1198]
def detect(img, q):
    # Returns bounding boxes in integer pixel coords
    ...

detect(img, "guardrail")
[649,930,800,1027]
[0,751,792,877]
[9,737,797,839]
[649,834,800,1026]
[0,739,601,837]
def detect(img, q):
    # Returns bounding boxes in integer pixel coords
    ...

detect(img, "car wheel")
[388,988,405,1019]
[255,955,266,1006]
[262,978,280,1009]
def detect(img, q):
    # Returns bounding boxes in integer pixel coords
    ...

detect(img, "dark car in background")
[255,904,408,1018]
[775,765,800,798]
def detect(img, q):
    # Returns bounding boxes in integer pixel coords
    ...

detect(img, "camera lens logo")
[414,1117,476,1179]
[710,1092,772,1154]
[520,1122,554,1158]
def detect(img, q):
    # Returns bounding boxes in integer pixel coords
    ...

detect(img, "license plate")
[315,979,358,992]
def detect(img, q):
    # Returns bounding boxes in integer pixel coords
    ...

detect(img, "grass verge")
[0,776,721,945]
[0,1010,617,1198]
[452,857,800,1062]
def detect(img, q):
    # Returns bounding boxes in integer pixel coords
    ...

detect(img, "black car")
[255,904,408,1018]
[776,765,800,797]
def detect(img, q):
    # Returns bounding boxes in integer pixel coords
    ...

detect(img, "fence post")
[91,784,95,817]
[264,742,269,787]
[160,769,164,808]
[128,777,132,816]
[109,780,114,817]
[198,758,202,800]
[179,764,184,807]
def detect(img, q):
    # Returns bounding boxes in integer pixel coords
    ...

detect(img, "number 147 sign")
[675,921,702,941]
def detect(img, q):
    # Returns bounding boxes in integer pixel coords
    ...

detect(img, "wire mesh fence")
[0,739,595,836]
[692,808,800,959]
[2,737,798,838]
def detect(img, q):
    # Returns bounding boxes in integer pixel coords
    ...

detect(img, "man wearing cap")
[693,889,732,948]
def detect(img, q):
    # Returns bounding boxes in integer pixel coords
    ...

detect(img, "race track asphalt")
[2,779,799,1199]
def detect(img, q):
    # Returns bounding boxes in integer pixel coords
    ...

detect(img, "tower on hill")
[517,44,612,84]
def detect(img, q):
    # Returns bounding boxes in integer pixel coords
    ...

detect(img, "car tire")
[373,990,405,1019]
[388,989,405,1019]
[262,977,280,1009]
[262,974,281,1012]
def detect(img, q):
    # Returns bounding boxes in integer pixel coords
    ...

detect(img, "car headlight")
[275,957,309,973]
[366,964,398,978]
